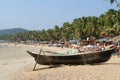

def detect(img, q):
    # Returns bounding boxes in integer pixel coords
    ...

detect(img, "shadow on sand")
[33,62,120,71]
[33,65,66,71]
[90,62,120,66]
[100,63,120,65]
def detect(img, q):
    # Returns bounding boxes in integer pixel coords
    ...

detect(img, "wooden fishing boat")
[27,48,116,65]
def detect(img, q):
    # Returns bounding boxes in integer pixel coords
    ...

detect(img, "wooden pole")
[33,48,42,71]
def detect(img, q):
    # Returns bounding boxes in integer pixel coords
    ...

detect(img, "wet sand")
[0,43,120,80]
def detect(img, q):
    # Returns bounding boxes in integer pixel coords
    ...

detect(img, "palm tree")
[46,29,55,40]
[62,22,72,40]
[53,25,61,40]
[113,23,120,35]
[106,0,120,7]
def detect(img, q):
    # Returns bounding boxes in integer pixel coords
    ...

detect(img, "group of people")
[78,42,115,53]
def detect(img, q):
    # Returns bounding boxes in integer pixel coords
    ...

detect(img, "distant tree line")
[0,9,120,42]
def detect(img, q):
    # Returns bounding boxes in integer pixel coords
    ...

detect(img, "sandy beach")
[1,43,120,80]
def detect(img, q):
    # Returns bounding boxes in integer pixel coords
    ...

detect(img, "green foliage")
[107,0,120,8]
[110,0,115,4]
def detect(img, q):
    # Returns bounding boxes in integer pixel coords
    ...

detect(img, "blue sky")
[0,0,119,30]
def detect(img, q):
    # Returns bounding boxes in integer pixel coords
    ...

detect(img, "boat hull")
[27,48,115,65]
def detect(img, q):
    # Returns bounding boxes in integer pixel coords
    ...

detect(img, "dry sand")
[0,43,120,80]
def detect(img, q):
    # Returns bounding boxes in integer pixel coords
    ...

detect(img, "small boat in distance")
[27,48,116,65]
